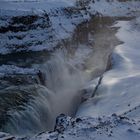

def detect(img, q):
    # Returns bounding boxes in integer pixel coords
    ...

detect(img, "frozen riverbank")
[77,16,140,120]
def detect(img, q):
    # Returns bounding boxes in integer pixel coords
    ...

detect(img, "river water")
[0,16,120,136]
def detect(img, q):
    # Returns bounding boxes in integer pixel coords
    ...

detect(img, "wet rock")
[76,118,82,123]
[11,15,39,25]
[54,114,71,133]
[37,70,46,86]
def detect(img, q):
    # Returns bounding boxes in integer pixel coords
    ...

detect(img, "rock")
[54,114,71,133]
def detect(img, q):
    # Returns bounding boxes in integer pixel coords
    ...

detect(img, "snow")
[77,16,140,120]
[0,0,91,54]
[0,0,140,54]
[0,65,37,77]
[0,0,75,12]
[0,0,140,139]
[89,0,140,17]
[1,114,140,140]
[1,15,140,139]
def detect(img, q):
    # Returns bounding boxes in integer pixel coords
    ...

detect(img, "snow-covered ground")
[0,0,89,54]
[31,114,140,140]
[0,0,140,54]
[77,16,140,121]
[0,0,139,77]
[0,114,140,140]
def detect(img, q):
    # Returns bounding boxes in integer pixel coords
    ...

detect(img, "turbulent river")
[0,16,120,136]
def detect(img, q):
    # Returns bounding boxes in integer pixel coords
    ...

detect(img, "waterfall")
[0,16,117,136]
[0,50,88,136]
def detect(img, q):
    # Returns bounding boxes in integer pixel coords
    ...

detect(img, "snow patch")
[77,16,140,120]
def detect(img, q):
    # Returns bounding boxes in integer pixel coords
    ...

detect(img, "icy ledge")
[0,114,140,140]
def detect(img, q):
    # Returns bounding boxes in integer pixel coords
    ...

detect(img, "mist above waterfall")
[0,46,90,136]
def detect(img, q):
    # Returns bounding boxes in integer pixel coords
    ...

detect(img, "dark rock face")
[0,14,50,33]
[37,70,46,86]
[54,114,72,133]
[0,68,46,89]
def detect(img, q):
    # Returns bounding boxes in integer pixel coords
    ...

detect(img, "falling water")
[0,16,119,136]
[0,50,88,136]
